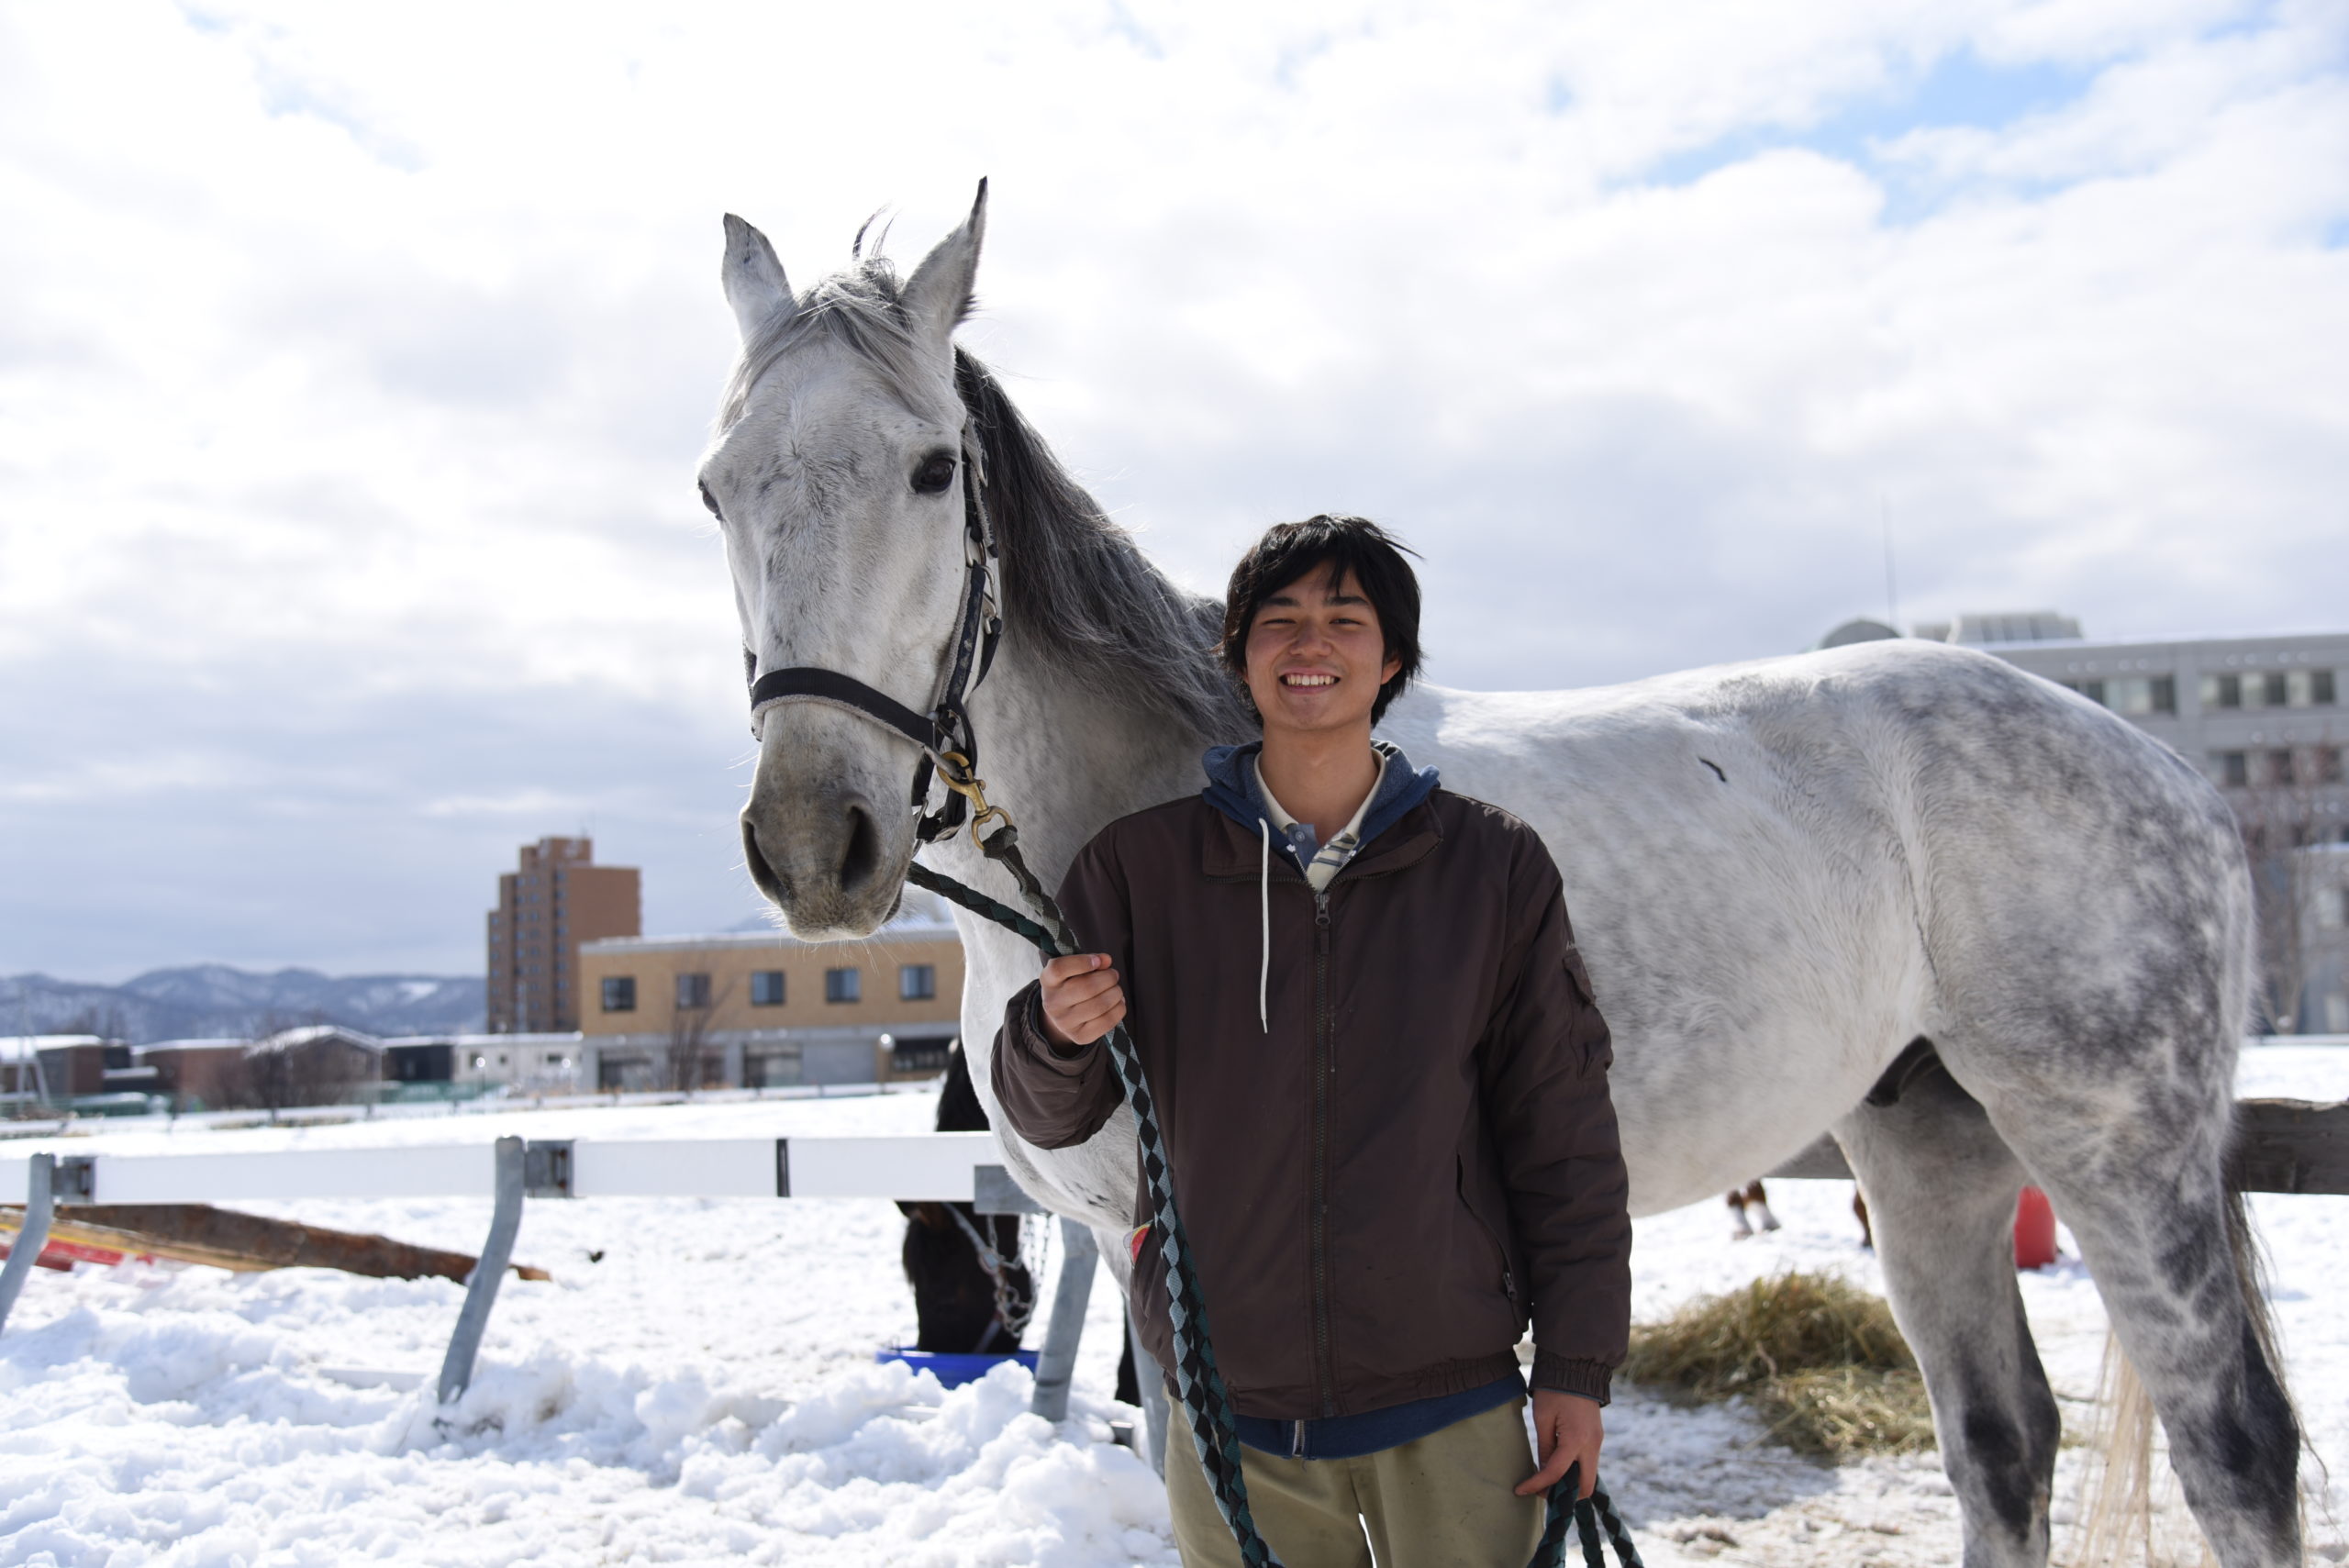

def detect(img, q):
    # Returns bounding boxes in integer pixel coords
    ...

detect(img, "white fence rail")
[0,1131,1004,1206]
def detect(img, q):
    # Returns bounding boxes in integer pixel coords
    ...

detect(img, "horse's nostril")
[742,817,786,902]
[839,801,880,894]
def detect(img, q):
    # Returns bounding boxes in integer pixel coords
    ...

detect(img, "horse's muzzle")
[740,718,913,938]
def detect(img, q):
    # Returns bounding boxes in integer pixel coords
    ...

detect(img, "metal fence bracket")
[523,1140,573,1198]
[54,1156,96,1205]
[972,1164,1044,1215]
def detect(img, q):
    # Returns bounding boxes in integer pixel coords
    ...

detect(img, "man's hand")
[1515,1389,1603,1498]
[1040,953,1126,1048]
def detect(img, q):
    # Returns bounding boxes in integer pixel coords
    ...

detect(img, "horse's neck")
[925,632,1211,931]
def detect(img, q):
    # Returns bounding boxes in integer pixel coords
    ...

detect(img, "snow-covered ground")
[2,1051,2342,1566]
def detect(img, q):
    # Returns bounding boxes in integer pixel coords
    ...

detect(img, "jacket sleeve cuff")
[1529,1353,1614,1407]
[1015,985,1099,1071]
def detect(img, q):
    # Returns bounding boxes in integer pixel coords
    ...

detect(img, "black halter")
[744,436,1002,845]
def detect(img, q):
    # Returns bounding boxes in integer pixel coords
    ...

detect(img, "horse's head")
[701,184,986,938]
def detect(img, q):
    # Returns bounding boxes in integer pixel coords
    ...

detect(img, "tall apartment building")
[485,837,640,1033]
[1819,613,2349,1029]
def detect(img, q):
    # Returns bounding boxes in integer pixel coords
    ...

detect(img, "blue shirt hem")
[1231,1372,1526,1461]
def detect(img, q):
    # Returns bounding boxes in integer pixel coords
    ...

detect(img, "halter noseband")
[743,431,1002,846]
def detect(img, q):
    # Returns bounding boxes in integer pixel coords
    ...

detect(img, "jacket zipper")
[1464,1194,1519,1305]
[1311,887,1335,1418]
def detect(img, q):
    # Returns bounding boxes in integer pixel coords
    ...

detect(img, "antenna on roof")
[1882,497,1900,632]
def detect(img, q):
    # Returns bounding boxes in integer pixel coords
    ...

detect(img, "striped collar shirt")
[1254,753,1388,893]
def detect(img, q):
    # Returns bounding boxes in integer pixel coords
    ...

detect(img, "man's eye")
[911,453,957,495]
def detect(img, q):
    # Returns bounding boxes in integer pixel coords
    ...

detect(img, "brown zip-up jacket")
[991,787,1631,1418]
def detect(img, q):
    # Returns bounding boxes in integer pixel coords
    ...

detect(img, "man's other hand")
[1515,1389,1603,1498]
[1040,953,1126,1047]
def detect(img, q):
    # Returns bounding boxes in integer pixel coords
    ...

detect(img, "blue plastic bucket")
[875,1348,1040,1388]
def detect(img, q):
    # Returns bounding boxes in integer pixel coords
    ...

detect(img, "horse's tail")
[2073,1333,2157,1567]
[2071,1184,2306,1566]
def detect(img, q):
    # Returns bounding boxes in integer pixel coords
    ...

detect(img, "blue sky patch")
[1639,47,2100,220]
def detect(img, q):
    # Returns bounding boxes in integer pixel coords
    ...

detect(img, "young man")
[992,516,1631,1566]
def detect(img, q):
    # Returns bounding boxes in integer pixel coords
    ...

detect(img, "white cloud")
[2,0,2344,975]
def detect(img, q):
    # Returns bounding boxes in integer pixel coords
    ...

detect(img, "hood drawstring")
[1258,818,1272,1034]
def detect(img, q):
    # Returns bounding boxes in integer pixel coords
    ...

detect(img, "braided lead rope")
[910,835,1641,1568]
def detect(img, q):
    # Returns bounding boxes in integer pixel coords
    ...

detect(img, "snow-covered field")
[2,1050,2342,1566]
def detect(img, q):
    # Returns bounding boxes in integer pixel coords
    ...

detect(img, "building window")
[602,976,637,1012]
[2268,750,2297,787]
[676,972,713,1010]
[2317,746,2344,785]
[751,970,786,1006]
[2099,676,2174,717]
[825,967,862,1004]
[2201,673,2242,709]
[899,963,937,1001]
[2262,672,2288,708]
[2214,751,2248,788]
[2313,669,2337,706]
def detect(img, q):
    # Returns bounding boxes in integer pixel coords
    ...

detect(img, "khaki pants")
[1164,1399,1544,1568]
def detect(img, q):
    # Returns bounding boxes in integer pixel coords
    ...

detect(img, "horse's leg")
[1726,1188,1754,1240]
[1747,1178,1781,1233]
[1835,1059,2059,1568]
[1982,1095,2301,1567]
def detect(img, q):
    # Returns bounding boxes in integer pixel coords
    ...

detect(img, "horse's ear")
[901,179,987,346]
[721,214,794,342]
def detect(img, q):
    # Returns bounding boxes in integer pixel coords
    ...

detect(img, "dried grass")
[1623,1271,1936,1459]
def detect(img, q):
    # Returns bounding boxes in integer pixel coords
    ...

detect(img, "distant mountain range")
[2,965,485,1043]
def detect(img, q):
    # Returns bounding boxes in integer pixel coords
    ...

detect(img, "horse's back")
[1379,639,2245,1209]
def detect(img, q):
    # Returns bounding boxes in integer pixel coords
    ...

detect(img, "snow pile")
[0,1051,2342,1565]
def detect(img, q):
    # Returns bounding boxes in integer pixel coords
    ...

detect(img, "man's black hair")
[1217,515,1423,725]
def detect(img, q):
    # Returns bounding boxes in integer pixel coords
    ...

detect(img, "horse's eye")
[910,453,957,495]
[699,481,723,519]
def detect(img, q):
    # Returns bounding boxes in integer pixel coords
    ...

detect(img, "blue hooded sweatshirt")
[1197,739,1441,875]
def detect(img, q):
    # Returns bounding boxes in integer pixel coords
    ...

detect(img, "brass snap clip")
[935,751,1010,842]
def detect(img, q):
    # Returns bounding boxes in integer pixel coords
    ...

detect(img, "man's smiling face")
[1242,560,1403,740]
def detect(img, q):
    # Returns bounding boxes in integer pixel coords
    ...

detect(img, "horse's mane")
[718,253,1246,742]
[952,350,1246,741]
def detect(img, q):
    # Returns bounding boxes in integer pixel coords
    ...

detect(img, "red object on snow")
[2014,1185,2057,1269]
[0,1236,132,1271]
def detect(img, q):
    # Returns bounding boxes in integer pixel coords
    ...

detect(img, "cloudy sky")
[3,0,2344,983]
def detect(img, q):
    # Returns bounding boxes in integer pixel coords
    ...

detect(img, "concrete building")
[1820,612,2349,1029]
[575,919,964,1092]
[1,1034,112,1109]
[140,1027,384,1110]
[2296,844,2349,1035]
[138,1038,249,1107]
[384,1032,584,1095]
[486,836,640,1035]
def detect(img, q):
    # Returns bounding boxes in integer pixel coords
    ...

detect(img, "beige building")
[575,919,964,1091]
[486,836,640,1034]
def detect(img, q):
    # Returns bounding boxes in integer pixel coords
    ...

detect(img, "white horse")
[697,185,2301,1568]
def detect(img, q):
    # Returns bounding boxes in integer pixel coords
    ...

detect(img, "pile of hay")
[1623,1271,1936,1459]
